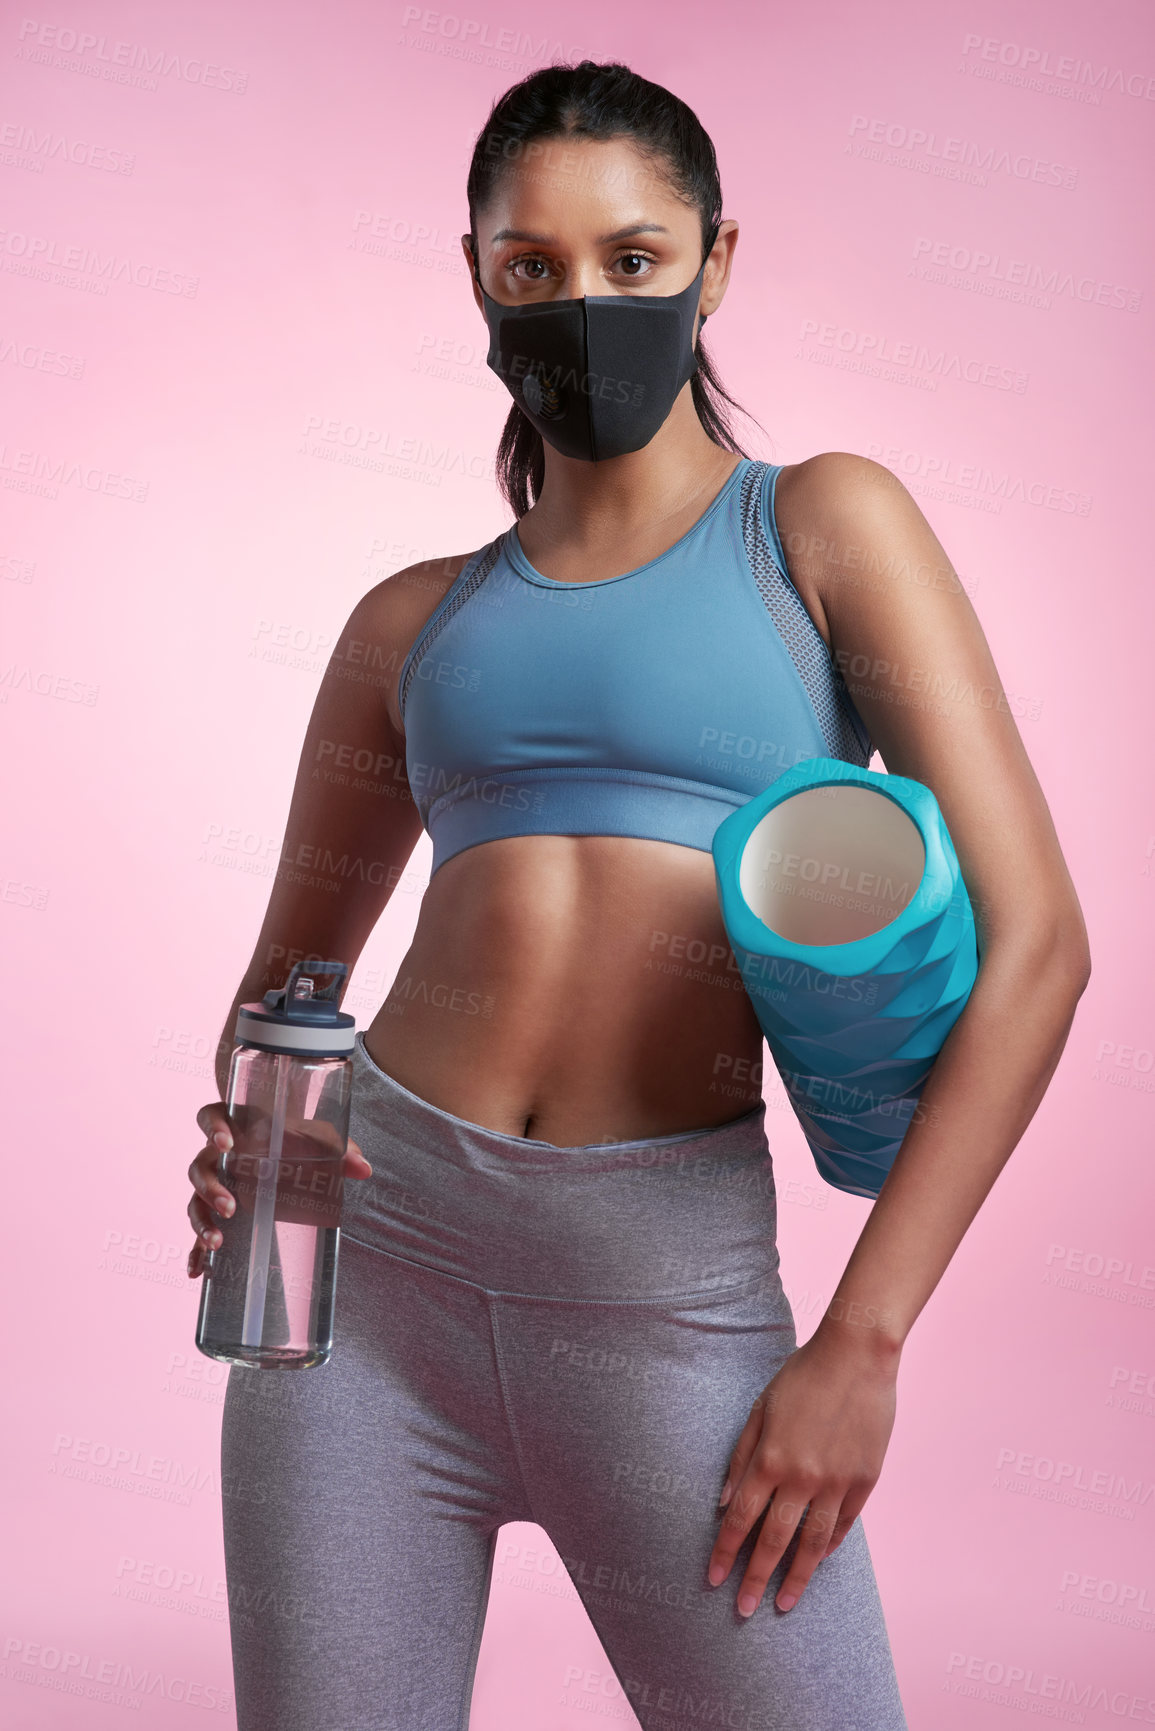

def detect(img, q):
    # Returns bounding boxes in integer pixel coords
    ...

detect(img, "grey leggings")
[220,1032,908,1731]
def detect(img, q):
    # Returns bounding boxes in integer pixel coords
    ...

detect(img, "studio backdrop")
[5,0,1152,1726]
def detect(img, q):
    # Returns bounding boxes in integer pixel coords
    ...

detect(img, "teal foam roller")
[711,756,980,1199]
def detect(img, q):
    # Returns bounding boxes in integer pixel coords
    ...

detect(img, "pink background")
[5,0,1153,1724]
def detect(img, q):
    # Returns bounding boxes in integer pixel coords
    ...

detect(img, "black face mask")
[472,241,715,462]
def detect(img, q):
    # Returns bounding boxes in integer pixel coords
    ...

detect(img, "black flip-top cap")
[262,958,347,1022]
[235,958,356,1057]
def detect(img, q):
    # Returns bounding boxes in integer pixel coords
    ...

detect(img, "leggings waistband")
[341,1032,782,1303]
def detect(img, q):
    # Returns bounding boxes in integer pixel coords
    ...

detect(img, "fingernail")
[737,1592,759,1617]
[707,1562,725,1587]
[216,1194,234,1216]
[213,1131,232,1152]
[776,1593,797,1612]
[718,1478,732,1508]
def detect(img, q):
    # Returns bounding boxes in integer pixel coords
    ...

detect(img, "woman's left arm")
[707,450,1092,1617]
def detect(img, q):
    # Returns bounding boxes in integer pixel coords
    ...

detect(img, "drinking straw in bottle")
[195,959,356,1369]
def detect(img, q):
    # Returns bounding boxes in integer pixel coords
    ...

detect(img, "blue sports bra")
[398,458,873,876]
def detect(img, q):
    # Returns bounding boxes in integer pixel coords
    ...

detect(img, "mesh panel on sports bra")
[739,462,873,766]
[399,538,505,717]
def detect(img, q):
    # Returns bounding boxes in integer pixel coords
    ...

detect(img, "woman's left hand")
[706,1322,900,1616]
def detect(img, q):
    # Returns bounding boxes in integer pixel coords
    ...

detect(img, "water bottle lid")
[234,959,356,1057]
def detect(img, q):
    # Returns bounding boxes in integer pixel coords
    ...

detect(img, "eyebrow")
[488,223,672,246]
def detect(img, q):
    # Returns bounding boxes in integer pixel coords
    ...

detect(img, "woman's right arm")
[186,553,472,1276]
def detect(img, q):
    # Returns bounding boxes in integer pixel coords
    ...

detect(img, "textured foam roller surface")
[712,757,979,1198]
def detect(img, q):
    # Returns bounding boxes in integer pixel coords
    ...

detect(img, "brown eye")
[508,255,551,282]
[614,251,657,280]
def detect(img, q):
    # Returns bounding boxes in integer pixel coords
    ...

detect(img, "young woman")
[187,59,1090,1731]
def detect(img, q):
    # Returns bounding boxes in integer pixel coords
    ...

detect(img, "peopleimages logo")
[3,1633,233,1713]
[944,1650,1155,1722]
[848,115,1077,187]
[865,443,1092,515]
[797,319,1028,393]
[15,18,248,93]
[960,33,1155,102]
[0,120,135,174]
[910,237,1141,313]
[0,227,199,298]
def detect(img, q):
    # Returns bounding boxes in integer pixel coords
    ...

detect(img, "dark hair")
[465,59,767,519]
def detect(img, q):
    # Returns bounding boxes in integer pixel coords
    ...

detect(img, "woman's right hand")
[186,1101,372,1278]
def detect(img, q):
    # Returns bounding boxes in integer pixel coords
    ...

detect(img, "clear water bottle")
[195,959,356,1370]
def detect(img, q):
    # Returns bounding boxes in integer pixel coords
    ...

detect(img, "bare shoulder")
[773,450,903,563]
[771,452,940,651]
[776,449,893,503]
[351,549,481,736]
[774,449,938,566]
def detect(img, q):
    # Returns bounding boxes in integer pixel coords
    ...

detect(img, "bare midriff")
[361,833,767,1147]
